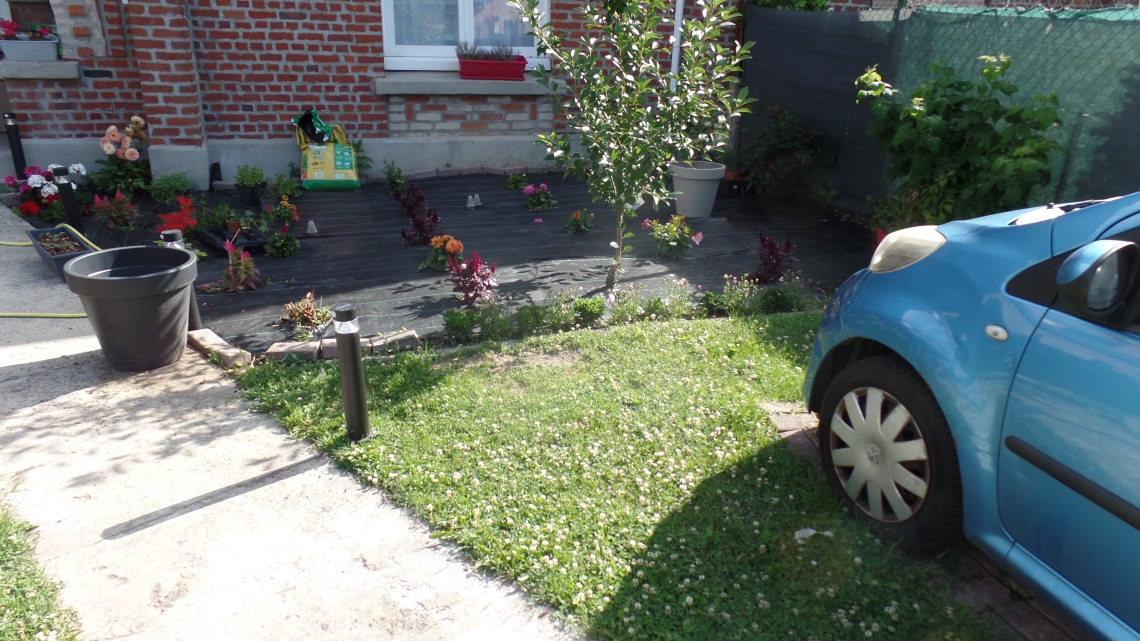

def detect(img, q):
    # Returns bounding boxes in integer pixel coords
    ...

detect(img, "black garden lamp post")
[332,301,371,442]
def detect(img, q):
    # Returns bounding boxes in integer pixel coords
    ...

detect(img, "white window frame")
[380,0,549,71]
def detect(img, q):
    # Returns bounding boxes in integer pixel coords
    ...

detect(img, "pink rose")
[693,232,703,245]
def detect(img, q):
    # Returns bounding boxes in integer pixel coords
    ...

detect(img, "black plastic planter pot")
[64,246,198,371]
[26,227,96,282]
[236,182,265,208]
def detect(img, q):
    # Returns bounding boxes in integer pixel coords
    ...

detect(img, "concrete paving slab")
[0,206,574,641]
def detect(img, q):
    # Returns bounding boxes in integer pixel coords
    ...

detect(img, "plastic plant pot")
[457,55,528,80]
[26,226,96,283]
[236,182,265,208]
[670,161,726,219]
[64,246,198,371]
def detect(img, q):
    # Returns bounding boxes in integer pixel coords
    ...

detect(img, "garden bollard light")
[52,166,83,230]
[332,301,371,442]
[159,229,203,331]
[3,113,26,180]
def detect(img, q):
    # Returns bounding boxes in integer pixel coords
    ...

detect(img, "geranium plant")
[421,234,464,271]
[565,210,594,234]
[92,190,137,228]
[155,195,198,234]
[515,0,751,286]
[0,21,55,40]
[267,227,300,258]
[642,215,702,259]
[89,118,151,196]
[447,251,497,304]
[524,183,556,210]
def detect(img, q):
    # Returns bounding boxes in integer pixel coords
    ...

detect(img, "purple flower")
[641,218,651,229]
[18,183,30,193]
[523,184,538,196]
[539,183,547,191]
[534,218,543,223]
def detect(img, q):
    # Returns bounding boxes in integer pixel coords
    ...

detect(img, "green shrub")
[744,106,836,201]
[857,55,1062,231]
[234,164,265,187]
[506,173,528,190]
[572,297,605,328]
[444,308,478,344]
[148,173,191,204]
[266,173,301,200]
[199,202,234,228]
[383,160,407,193]
[478,300,514,341]
[515,305,547,336]
[266,232,299,258]
[754,284,814,314]
[700,291,728,317]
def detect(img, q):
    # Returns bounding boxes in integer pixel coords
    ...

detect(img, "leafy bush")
[88,157,151,197]
[477,299,514,341]
[857,55,1062,231]
[744,106,837,201]
[700,291,729,317]
[444,308,478,344]
[515,304,547,336]
[383,160,407,193]
[41,200,65,223]
[572,297,605,328]
[447,251,497,304]
[266,173,301,200]
[234,164,265,187]
[754,283,814,314]
[199,202,234,228]
[643,215,702,259]
[752,233,794,283]
[506,174,528,190]
[266,231,299,258]
[148,173,190,204]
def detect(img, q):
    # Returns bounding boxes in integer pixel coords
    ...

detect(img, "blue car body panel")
[803,197,1140,641]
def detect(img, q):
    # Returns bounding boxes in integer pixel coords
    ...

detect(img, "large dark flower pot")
[236,182,265,208]
[64,246,198,371]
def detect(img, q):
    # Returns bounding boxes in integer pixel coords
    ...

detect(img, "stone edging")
[187,328,420,368]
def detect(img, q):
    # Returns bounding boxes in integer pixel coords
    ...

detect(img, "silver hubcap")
[830,387,930,523]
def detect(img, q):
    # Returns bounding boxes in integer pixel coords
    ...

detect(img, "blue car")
[803,195,1140,641]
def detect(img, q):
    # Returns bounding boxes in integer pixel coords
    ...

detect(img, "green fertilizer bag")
[292,109,360,191]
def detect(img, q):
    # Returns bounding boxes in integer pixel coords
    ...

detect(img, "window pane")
[472,0,533,49]
[393,0,459,46]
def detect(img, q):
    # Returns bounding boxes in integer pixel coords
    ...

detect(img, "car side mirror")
[1056,240,1140,328]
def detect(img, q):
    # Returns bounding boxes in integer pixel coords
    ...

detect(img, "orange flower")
[445,238,463,254]
[430,235,445,248]
[571,211,581,218]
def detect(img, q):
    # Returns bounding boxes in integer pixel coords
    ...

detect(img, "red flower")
[156,211,197,233]
[18,201,40,216]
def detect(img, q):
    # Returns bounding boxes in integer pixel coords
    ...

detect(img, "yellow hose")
[0,312,86,318]
[0,224,101,250]
[0,240,32,246]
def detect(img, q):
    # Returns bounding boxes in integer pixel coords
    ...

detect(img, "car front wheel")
[819,355,963,549]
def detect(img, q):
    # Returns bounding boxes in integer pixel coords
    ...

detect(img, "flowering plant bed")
[642,215,702,259]
[26,227,94,282]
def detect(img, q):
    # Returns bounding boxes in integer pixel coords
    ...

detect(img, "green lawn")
[0,499,79,641]
[236,314,1004,640]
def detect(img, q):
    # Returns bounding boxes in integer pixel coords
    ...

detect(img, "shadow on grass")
[590,440,1004,641]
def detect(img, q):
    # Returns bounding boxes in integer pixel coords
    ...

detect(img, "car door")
[998,241,1140,629]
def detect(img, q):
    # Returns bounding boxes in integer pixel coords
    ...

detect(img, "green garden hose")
[0,223,98,318]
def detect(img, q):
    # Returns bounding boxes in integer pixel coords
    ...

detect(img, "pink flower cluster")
[99,117,147,161]
[523,183,549,196]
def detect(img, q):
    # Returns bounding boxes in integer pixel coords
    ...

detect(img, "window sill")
[0,61,80,80]
[372,71,559,96]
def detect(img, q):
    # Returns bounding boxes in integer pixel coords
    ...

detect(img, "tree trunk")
[607,203,627,289]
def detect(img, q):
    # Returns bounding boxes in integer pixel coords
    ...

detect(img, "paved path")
[0,208,573,641]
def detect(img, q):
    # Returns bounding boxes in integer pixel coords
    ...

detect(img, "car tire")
[819,355,963,550]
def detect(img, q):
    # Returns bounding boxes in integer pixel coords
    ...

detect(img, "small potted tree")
[234,164,266,208]
[515,0,751,286]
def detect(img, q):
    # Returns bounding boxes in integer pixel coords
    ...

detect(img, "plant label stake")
[332,302,371,442]
[52,166,83,230]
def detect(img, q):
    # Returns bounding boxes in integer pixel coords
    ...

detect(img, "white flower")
[69,163,87,175]
[102,143,116,155]
[26,174,44,188]
[39,182,58,196]
[47,163,63,171]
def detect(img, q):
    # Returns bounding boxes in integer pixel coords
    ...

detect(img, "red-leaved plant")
[752,233,794,284]
[447,251,497,304]
[198,236,259,293]
[394,184,441,244]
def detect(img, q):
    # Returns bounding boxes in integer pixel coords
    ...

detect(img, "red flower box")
[457,55,528,81]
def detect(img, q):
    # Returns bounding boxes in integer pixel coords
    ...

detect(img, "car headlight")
[869,226,946,273]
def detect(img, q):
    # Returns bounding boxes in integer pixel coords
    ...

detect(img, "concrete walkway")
[0,209,573,640]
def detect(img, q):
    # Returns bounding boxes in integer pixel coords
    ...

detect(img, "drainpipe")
[669,0,685,92]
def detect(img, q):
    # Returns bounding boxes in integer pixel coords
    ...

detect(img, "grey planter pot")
[0,39,60,61]
[27,226,95,282]
[670,161,726,219]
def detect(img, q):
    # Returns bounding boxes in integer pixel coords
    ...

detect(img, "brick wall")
[386,95,554,137]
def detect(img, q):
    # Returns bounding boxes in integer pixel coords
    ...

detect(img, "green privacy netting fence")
[895,5,1140,202]
[741,4,1140,213]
